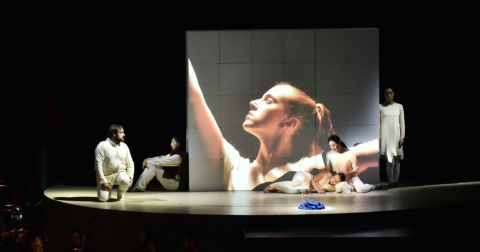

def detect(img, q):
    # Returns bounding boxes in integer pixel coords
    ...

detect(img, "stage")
[44,182,480,215]
[43,182,480,251]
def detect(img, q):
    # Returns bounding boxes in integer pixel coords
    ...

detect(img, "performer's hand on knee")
[101,182,112,191]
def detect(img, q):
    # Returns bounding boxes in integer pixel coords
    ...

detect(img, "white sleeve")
[125,145,135,179]
[223,138,254,190]
[223,139,238,178]
[147,154,182,167]
[399,104,405,139]
[379,104,382,135]
[94,144,107,184]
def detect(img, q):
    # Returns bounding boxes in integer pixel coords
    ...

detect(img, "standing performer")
[379,87,405,187]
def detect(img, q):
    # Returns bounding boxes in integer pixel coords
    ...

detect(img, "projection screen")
[187,28,379,191]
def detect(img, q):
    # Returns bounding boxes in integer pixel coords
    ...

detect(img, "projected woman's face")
[242,85,291,136]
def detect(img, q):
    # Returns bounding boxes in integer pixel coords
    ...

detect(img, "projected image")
[187,29,379,191]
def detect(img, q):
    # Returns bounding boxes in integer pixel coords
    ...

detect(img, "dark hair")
[383,87,395,93]
[107,124,123,138]
[327,134,348,150]
[382,87,397,104]
[337,172,346,182]
[172,136,182,150]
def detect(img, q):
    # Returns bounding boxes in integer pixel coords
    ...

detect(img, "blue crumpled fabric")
[298,200,325,210]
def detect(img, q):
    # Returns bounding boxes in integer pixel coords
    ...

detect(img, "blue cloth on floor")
[298,200,325,210]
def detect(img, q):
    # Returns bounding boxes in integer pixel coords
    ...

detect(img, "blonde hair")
[275,82,335,152]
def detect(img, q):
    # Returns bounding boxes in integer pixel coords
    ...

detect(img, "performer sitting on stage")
[130,137,184,192]
[263,135,375,194]
[326,135,375,193]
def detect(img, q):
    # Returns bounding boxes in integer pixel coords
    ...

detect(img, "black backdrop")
[2,15,478,202]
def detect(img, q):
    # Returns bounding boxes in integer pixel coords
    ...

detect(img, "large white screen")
[187,28,379,191]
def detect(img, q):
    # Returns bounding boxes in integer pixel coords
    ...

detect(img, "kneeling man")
[94,124,134,201]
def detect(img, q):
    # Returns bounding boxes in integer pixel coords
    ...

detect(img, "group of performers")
[92,60,404,201]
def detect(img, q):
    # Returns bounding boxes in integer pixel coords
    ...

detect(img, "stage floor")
[44,181,480,215]
[43,182,480,250]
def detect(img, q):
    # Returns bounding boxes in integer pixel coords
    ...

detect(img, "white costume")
[133,153,182,191]
[94,138,134,201]
[268,171,340,194]
[266,171,313,194]
[326,150,375,193]
[223,138,325,190]
[326,150,358,175]
[379,103,405,184]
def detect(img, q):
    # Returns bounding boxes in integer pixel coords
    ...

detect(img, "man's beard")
[115,135,124,143]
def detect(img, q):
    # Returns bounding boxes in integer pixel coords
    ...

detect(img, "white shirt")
[379,103,405,162]
[94,138,134,184]
[223,138,325,190]
[326,150,358,174]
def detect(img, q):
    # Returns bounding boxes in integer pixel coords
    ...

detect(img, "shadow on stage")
[54,197,98,202]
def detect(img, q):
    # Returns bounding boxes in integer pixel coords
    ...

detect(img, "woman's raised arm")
[352,138,379,174]
[188,59,225,161]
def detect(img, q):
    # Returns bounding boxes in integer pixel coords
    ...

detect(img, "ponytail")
[315,103,335,136]
[274,82,336,155]
[315,103,335,154]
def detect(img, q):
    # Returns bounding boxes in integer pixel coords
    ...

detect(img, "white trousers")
[97,171,130,201]
[336,177,375,193]
[349,176,375,193]
[134,166,179,191]
[267,171,311,193]
[386,156,401,184]
[335,181,351,193]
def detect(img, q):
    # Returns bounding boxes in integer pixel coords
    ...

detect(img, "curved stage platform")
[45,182,480,215]
[44,182,480,251]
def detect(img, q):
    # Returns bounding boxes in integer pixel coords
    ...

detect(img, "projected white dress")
[223,138,325,190]
[379,103,405,163]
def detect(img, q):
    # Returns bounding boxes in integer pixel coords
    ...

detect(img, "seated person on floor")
[263,135,376,194]
[130,137,184,192]
[326,135,375,193]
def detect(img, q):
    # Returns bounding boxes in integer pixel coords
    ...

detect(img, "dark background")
[2,13,478,206]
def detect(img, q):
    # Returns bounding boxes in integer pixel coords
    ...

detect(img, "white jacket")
[95,138,134,184]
